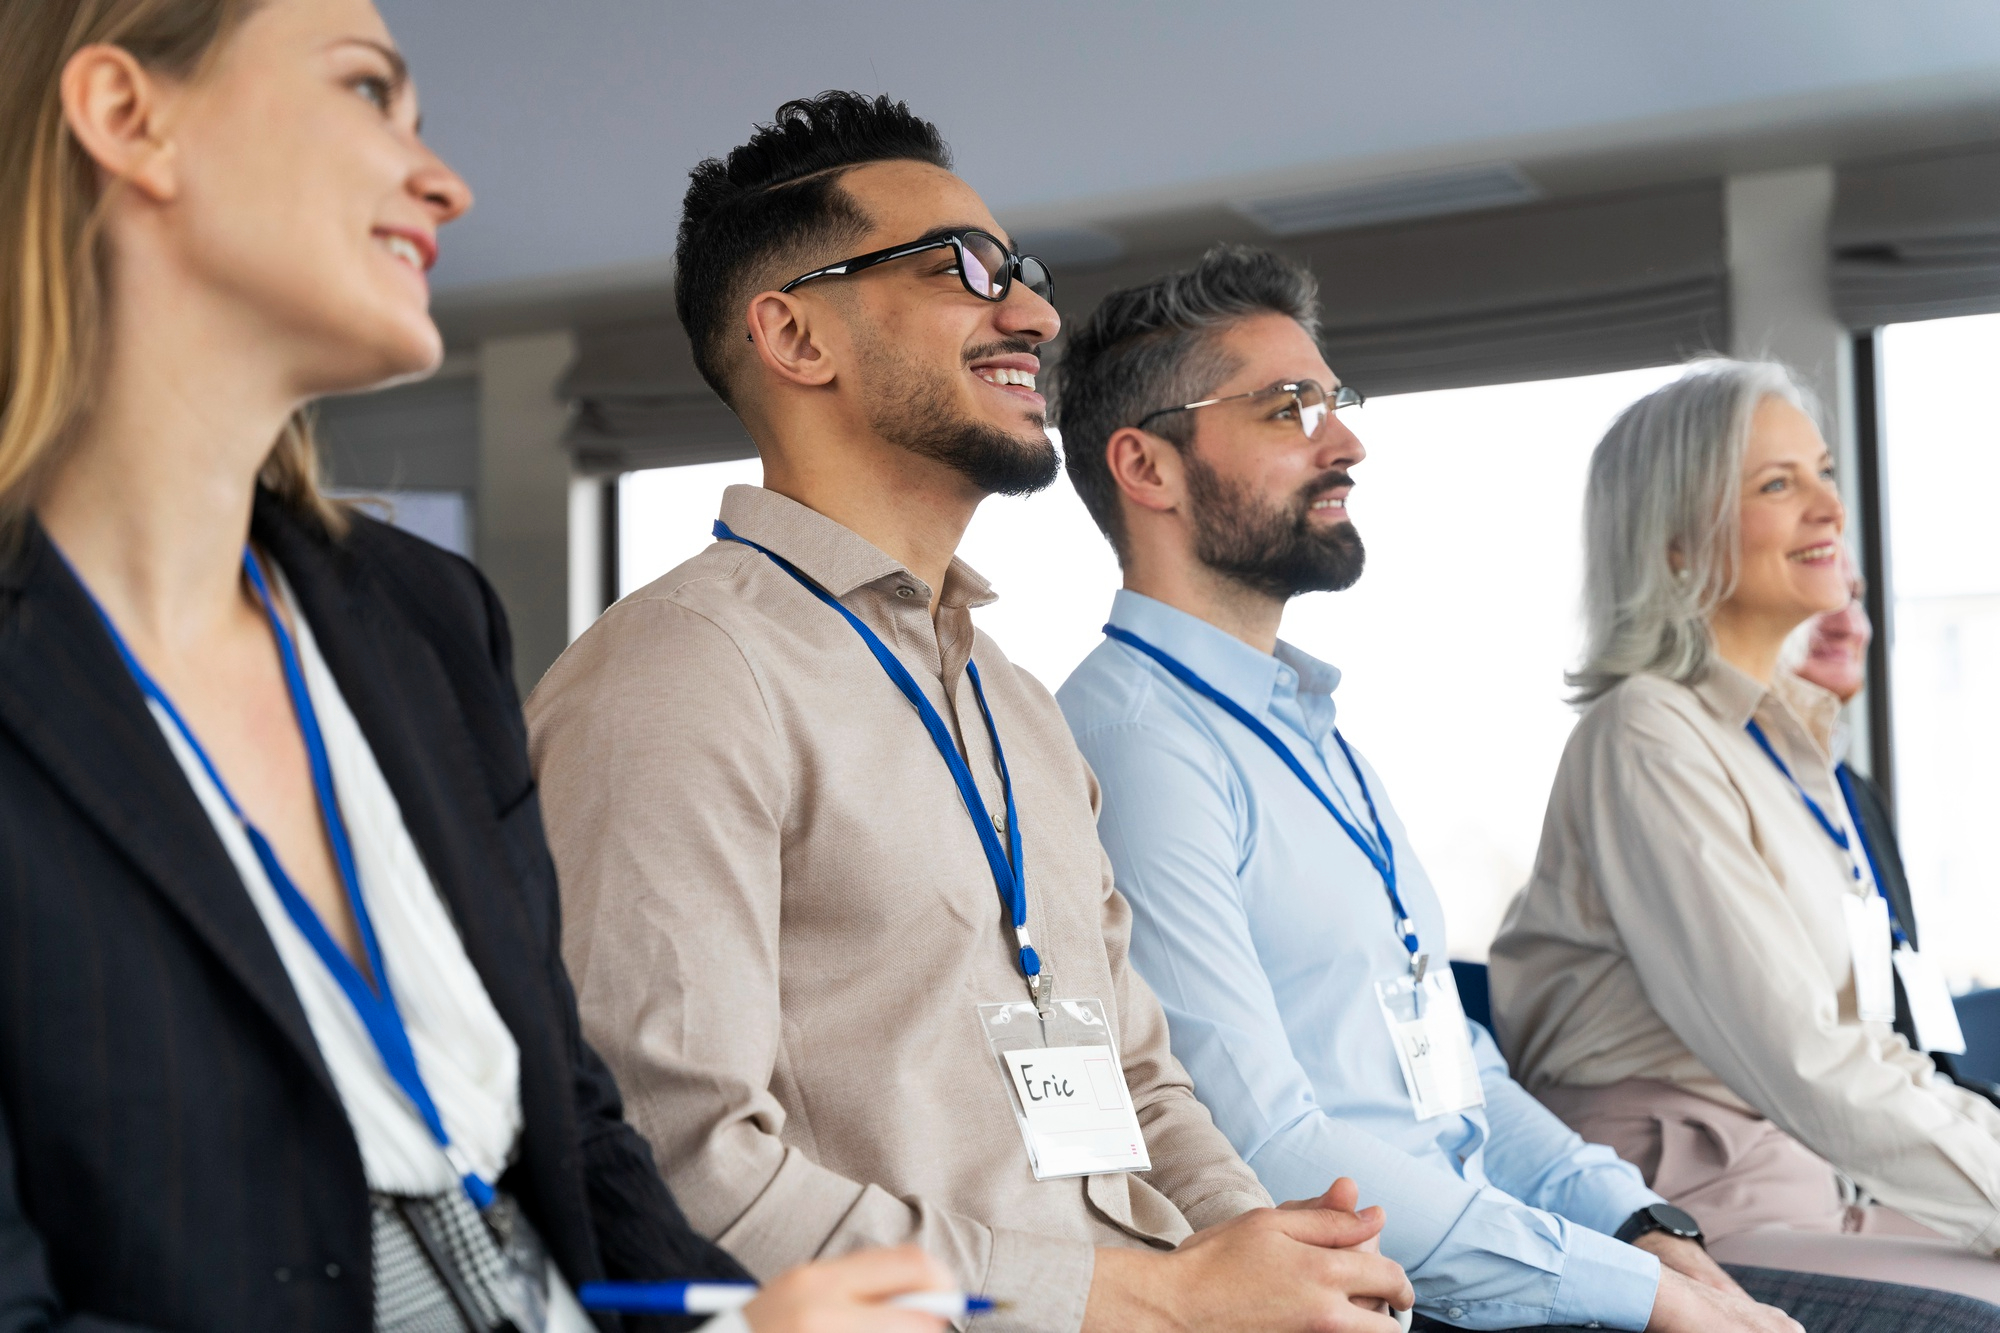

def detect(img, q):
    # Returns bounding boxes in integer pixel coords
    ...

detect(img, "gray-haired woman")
[1490,360,2000,1305]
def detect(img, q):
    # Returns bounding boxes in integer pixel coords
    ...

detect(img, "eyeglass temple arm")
[778,237,955,294]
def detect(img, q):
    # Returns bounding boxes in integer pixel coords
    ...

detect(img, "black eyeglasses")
[779,228,1055,305]
[1136,379,1364,441]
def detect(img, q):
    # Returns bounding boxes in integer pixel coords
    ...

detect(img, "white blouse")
[149,569,597,1329]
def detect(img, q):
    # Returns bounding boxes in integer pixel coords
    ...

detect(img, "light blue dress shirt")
[1058,591,1664,1331]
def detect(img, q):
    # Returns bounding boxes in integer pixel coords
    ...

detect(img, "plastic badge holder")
[1372,971,1485,1122]
[979,997,1152,1180]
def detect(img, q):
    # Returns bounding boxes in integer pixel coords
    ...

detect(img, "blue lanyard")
[713,522,1041,990]
[73,547,494,1209]
[1834,764,1911,948]
[1101,625,1421,972]
[1743,719,1873,901]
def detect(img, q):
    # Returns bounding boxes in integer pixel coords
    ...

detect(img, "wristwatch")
[1615,1203,1704,1248]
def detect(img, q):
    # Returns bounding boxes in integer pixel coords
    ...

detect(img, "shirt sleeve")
[1076,718,1659,1331]
[1473,1026,1662,1237]
[528,598,1096,1333]
[1579,699,2000,1252]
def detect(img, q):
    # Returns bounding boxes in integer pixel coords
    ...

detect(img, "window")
[1882,312,2000,990]
[616,365,1678,958]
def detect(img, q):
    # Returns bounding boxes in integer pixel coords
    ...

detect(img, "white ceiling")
[377,0,2000,300]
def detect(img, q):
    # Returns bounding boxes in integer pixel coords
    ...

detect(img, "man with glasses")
[1053,245,1966,1333]
[527,94,1413,1333]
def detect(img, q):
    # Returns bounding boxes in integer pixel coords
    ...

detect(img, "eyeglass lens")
[1294,382,1329,439]
[959,234,1005,299]
[958,233,1056,303]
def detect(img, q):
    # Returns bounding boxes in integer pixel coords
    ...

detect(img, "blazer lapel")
[0,524,336,1099]
[254,504,553,1075]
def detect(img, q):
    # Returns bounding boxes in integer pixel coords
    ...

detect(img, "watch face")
[1652,1205,1701,1237]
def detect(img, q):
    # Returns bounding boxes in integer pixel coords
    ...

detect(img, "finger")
[1324,1176,1361,1213]
[1316,1250,1413,1307]
[1267,1204,1388,1250]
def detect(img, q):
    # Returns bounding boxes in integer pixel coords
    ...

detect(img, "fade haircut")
[675,91,952,405]
[1054,245,1321,558]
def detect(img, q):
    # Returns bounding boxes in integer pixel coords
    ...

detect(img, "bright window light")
[1883,312,2000,990]
[617,365,1679,958]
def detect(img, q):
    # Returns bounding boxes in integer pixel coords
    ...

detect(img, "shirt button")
[274,1267,292,1283]
[325,1263,342,1279]
[1447,1307,1465,1321]
[895,585,916,599]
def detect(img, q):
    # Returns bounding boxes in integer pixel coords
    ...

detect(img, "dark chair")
[1952,988,2000,1086]
[1451,959,1492,1032]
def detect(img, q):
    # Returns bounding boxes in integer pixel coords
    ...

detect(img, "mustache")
[1300,471,1355,503]
[963,337,1041,365]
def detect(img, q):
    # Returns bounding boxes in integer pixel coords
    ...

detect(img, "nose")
[997,279,1060,348]
[1810,468,1846,533]
[1316,411,1366,468]
[411,146,473,226]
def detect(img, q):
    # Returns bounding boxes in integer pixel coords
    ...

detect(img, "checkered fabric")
[1411,1263,2000,1332]
[371,1190,552,1332]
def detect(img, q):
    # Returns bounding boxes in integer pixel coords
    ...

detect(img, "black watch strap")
[1615,1203,1704,1247]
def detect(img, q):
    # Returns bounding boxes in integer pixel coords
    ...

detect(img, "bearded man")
[1051,244,1934,1333]
[526,96,1417,1333]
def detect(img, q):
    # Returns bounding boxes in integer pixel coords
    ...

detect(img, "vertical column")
[478,329,576,697]
[1726,165,1874,773]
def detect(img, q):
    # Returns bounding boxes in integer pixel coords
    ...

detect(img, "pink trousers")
[1538,1079,2000,1305]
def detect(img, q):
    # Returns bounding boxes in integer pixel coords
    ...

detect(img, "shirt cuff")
[1549,1226,1661,1332]
[976,1227,1098,1333]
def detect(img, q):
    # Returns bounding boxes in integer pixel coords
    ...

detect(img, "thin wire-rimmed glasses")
[779,228,1055,304]
[1137,379,1364,441]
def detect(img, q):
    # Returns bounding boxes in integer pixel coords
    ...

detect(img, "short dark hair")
[1053,244,1321,557]
[675,91,952,405]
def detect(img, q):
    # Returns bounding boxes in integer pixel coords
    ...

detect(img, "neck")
[1708,603,1798,687]
[756,414,985,619]
[1123,557,1286,655]
[36,270,299,651]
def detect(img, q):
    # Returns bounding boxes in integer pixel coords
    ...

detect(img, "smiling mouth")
[1310,495,1347,515]
[975,367,1037,392]
[375,230,434,274]
[1788,542,1838,564]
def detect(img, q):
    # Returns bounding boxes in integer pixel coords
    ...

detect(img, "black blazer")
[0,494,746,1331]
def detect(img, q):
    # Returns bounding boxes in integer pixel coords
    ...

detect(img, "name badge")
[980,998,1151,1181]
[1893,947,1967,1054]
[1843,894,1896,1024]
[1373,972,1484,1122]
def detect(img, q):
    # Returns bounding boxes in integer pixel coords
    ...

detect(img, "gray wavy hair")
[1570,358,1815,704]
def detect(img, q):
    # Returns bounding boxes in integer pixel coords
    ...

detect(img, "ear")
[1106,425,1186,518]
[746,290,837,390]
[60,43,180,202]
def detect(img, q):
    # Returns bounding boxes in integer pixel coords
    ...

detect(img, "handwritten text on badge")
[1001,1044,1152,1179]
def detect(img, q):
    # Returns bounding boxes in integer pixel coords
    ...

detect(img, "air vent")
[1232,164,1542,237]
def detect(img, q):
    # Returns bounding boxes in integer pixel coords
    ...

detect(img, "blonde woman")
[0,1,950,1329]
[1491,360,2000,1308]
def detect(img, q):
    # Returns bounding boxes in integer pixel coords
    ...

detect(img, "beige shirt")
[527,486,1269,1332]
[1491,663,2000,1253]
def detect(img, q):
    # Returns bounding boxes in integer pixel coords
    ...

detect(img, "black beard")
[1184,453,1366,599]
[858,333,1059,497]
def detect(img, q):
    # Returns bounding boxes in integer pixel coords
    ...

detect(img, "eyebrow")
[332,37,418,125]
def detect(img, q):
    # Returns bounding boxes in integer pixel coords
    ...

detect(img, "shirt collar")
[716,484,997,609]
[1106,590,1343,727]
[1688,657,1844,753]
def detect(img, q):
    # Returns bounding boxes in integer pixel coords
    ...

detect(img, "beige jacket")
[527,486,1269,1332]
[1491,663,2000,1252]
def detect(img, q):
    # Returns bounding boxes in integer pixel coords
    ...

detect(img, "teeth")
[1789,543,1836,562]
[382,235,424,270]
[977,367,1036,390]
[1312,497,1345,510]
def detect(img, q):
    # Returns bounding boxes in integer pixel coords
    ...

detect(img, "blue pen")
[578,1281,1002,1318]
